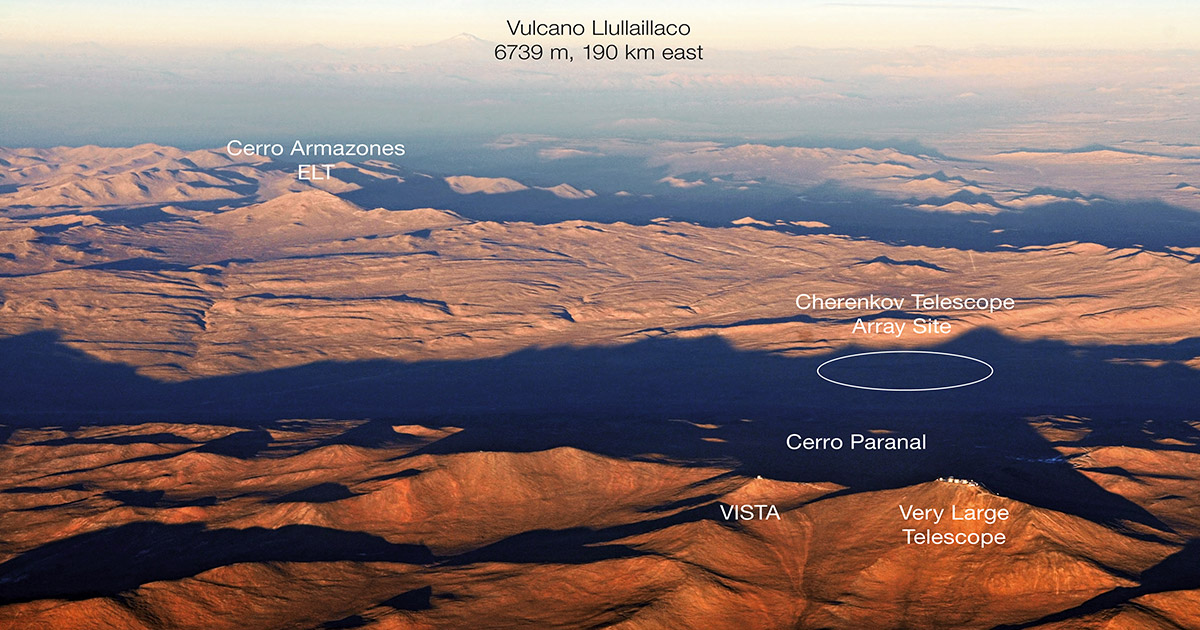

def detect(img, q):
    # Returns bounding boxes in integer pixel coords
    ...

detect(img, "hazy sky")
[2,0,1198,50]
[2,1,1196,149]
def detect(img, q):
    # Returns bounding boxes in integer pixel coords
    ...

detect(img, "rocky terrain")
[1,417,1198,630]
[1,145,1198,629]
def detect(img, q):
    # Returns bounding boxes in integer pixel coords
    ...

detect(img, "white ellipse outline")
[816,350,993,392]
